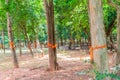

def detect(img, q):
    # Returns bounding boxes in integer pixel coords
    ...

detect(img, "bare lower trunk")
[34,41,37,49]
[57,40,60,49]
[88,0,109,75]
[68,39,72,50]
[28,42,33,57]
[40,43,44,57]
[18,40,22,56]
[60,37,63,46]
[2,29,5,54]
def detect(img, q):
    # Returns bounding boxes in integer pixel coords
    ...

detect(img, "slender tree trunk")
[109,36,113,51]
[73,38,76,49]
[24,27,34,57]
[88,0,109,75]
[34,41,37,49]
[68,39,72,50]
[106,14,116,37]
[57,40,60,49]
[6,0,19,68]
[27,41,33,57]
[44,0,58,71]
[116,11,120,65]
[60,37,63,46]
[36,36,41,57]
[79,39,82,49]
[2,29,5,54]
[18,40,22,56]
[40,43,44,57]
[64,39,67,45]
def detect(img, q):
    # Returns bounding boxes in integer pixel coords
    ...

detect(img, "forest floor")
[0,49,116,80]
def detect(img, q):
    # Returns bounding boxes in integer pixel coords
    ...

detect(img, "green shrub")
[94,70,120,80]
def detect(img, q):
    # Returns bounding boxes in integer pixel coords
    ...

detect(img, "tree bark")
[68,39,72,50]
[116,11,120,65]
[2,29,5,54]
[88,0,109,75]
[60,37,63,46]
[6,0,19,68]
[18,40,22,56]
[27,41,33,57]
[44,0,58,71]
[106,14,116,37]
[23,27,34,57]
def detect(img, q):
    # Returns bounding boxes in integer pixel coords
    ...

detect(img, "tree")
[2,29,5,54]
[44,0,59,71]
[107,0,120,66]
[88,0,109,75]
[6,0,19,68]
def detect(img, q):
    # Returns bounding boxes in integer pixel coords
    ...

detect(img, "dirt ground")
[0,49,115,80]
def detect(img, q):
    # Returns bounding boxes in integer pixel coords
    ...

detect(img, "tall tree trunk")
[2,29,5,54]
[6,0,19,68]
[88,0,109,74]
[44,0,58,71]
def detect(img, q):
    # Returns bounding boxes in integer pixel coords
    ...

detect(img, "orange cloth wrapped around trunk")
[89,45,106,62]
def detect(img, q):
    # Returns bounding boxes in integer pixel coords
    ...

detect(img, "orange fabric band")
[34,42,37,48]
[89,45,106,62]
[47,43,56,48]
[52,44,56,48]
[9,41,15,49]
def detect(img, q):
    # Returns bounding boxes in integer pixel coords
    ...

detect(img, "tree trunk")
[27,41,33,57]
[106,14,116,37]
[109,36,114,51]
[2,29,5,54]
[73,38,76,49]
[88,0,109,75]
[44,0,58,71]
[6,0,19,68]
[40,43,44,57]
[68,39,72,50]
[107,0,120,66]
[116,11,120,65]
[60,37,63,46]
[79,39,82,49]
[18,40,22,56]
[57,40,60,49]
[23,27,34,57]
[34,41,37,49]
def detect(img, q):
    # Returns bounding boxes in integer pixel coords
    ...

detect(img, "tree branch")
[106,15,116,37]
[116,0,120,3]
[107,0,120,10]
